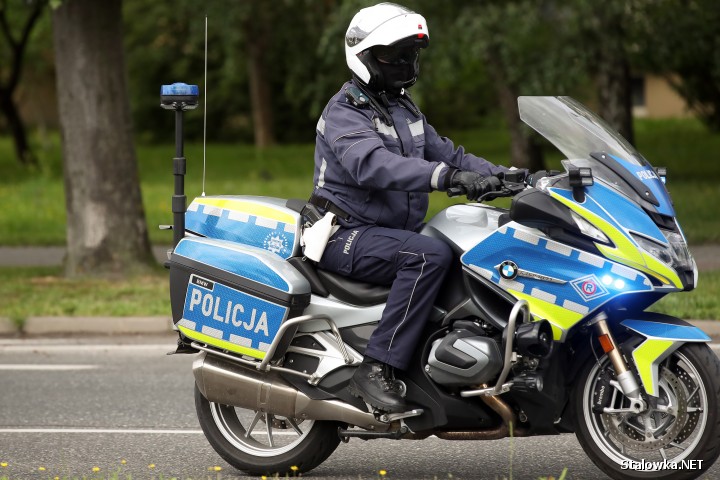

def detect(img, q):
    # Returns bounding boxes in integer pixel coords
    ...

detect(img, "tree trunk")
[245,10,275,148]
[596,55,634,146]
[489,55,545,172]
[52,0,154,277]
[0,91,35,165]
[588,1,635,146]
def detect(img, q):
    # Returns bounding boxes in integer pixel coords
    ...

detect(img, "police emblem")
[571,274,609,301]
[263,233,288,256]
[498,260,519,280]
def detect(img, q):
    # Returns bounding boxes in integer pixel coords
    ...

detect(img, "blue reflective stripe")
[175,240,290,292]
[622,319,711,342]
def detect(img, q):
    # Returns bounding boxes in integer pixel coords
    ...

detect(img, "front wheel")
[194,384,342,476]
[574,343,720,480]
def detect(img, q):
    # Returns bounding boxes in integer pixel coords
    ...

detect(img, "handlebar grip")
[447,187,464,197]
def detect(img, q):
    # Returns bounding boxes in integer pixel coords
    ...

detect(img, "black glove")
[451,171,502,201]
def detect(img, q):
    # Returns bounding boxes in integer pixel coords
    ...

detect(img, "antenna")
[202,15,208,196]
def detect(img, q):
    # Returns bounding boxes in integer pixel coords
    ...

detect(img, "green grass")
[1,117,719,246]
[0,266,169,322]
[651,269,720,320]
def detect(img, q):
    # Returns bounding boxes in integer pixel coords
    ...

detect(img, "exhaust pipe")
[436,387,529,440]
[193,353,388,431]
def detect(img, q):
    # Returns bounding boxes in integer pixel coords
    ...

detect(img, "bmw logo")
[499,260,518,280]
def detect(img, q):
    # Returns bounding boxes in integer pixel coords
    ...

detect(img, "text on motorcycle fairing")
[187,287,270,336]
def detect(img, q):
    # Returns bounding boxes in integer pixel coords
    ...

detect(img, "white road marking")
[0,364,98,371]
[0,428,202,434]
[0,427,295,435]
[0,344,172,353]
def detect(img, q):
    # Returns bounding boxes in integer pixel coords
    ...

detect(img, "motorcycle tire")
[573,342,720,480]
[194,384,342,476]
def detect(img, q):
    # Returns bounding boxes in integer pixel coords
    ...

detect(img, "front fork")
[591,313,647,414]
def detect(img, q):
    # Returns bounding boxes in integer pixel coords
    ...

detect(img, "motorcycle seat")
[288,256,390,306]
[316,269,391,306]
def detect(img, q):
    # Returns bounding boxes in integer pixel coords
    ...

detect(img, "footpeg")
[338,426,409,442]
[376,408,424,423]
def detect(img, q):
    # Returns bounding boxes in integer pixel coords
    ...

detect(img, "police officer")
[310,2,515,413]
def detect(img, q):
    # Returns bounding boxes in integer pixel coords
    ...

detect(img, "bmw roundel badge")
[499,260,519,280]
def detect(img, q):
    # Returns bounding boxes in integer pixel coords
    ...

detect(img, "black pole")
[173,108,186,248]
[160,83,198,249]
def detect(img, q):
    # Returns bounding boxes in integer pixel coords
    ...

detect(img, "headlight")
[663,231,694,270]
[570,211,610,244]
[631,231,693,271]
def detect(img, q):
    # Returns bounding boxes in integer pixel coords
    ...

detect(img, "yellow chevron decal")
[549,191,682,289]
[632,338,676,396]
[507,289,584,341]
[178,325,267,359]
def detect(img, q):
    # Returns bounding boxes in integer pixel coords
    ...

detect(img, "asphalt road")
[1,335,719,480]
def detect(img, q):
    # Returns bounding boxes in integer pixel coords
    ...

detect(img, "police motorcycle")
[161,84,720,479]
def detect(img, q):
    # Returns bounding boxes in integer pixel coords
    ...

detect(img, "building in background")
[633,74,692,119]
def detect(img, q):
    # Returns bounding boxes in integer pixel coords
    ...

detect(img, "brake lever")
[504,181,527,194]
[479,182,526,202]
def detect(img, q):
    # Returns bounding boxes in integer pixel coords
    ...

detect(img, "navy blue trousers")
[318,226,453,370]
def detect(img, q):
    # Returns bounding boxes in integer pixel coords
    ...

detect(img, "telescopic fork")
[160,83,199,247]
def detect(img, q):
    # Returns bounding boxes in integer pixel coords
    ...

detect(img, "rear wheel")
[194,384,342,476]
[574,343,720,480]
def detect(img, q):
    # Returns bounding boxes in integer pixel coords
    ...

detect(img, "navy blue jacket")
[313,80,507,231]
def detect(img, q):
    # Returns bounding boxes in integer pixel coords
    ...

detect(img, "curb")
[0,316,718,338]
[0,317,17,334]
[0,316,173,335]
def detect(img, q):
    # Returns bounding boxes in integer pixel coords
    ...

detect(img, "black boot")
[348,358,407,413]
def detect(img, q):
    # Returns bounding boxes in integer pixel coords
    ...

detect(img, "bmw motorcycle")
[164,92,720,479]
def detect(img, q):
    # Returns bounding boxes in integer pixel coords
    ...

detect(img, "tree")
[572,0,635,145]
[634,0,720,132]
[52,0,154,276]
[0,0,46,166]
[458,0,588,171]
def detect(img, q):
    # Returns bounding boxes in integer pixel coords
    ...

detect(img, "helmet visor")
[372,45,419,64]
[371,35,428,64]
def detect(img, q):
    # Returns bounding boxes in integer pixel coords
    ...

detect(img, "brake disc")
[602,369,688,452]
[673,365,702,444]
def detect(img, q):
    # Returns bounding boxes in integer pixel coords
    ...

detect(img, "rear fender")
[620,313,710,397]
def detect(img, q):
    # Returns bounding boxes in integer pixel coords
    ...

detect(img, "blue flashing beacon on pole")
[161,82,199,110]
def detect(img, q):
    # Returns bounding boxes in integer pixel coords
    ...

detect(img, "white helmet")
[345,3,429,93]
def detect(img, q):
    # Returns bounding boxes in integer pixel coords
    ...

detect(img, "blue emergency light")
[160,82,199,110]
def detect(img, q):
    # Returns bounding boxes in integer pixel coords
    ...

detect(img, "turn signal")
[598,334,614,353]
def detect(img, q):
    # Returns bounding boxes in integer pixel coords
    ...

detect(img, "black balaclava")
[358,36,428,96]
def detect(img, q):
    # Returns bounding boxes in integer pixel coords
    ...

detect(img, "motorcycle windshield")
[518,96,675,217]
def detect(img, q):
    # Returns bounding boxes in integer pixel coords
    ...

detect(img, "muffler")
[193,353,388,431]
